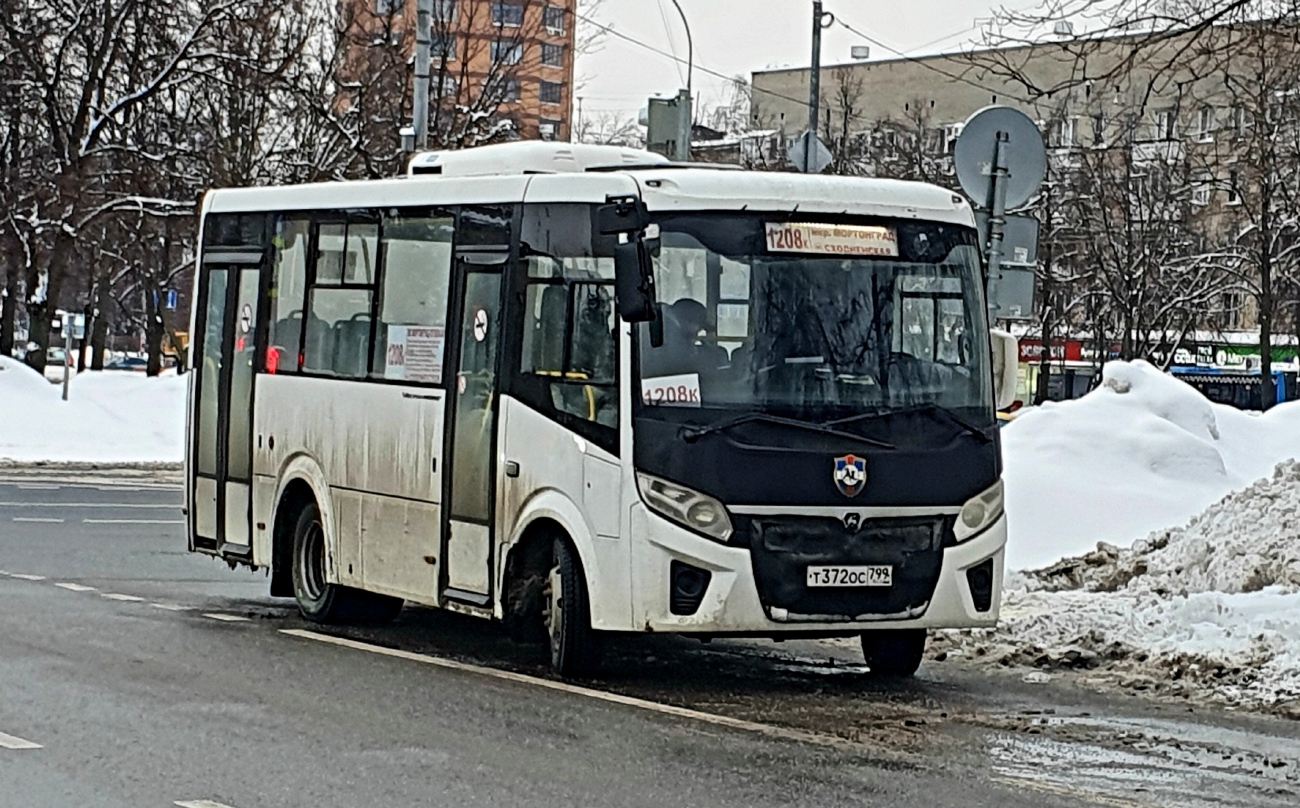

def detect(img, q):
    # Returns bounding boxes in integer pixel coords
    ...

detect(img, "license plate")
[806,565,893,587]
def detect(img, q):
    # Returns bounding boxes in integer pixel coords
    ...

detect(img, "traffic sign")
[789,130,833,174]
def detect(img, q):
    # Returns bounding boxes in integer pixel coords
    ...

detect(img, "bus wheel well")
[270,480,318,598]
[503,519,569,644]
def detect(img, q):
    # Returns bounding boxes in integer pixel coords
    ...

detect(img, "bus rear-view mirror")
[614,240,656,323]
[990,329,1018,411]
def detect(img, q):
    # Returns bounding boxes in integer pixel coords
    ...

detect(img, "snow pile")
[0,356,185,464]
[946,461,1300,712]
[1004,360,1300,570]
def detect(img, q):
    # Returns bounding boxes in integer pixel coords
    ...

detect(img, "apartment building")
[344,0,577,142]
[751,24,1300,335]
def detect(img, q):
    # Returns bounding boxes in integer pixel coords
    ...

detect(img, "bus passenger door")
[442,260,504,604]
[192,260,261,555]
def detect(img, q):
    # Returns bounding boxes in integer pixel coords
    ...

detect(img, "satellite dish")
[954,106,1047,210]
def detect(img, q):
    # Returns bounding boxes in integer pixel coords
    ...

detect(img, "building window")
[432,31,456,61]
[1230,107,1253,138]
[544,4,566,33]
[1191,171,1211,206]
[1090,114,1106,146]
[1049,117,1077,148]
[434,0,456,23]
[539,80,563,105]
[541,42,564,67]
[1227,169,1242,205]
[539,117,562,140]
[1194,106,1215,141]
[1222,291,1243,329]
[492,1,523,26]
[937,122,962,154]
[434,74,459,98]
[374,0,403,13]
[491,39,523,65]
[1152,108,1177,141]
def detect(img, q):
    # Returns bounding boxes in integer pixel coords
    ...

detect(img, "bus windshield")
[636,213,992,429]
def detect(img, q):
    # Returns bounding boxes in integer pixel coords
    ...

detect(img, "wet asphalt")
[1,470,1298,808]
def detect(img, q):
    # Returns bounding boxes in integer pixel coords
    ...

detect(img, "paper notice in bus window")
[385,325,445,384]
[764,222,899,257]
[641,373,702,407]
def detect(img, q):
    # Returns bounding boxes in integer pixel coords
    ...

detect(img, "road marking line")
[101,593,145,602]
[15,484,59,490]
[152,603,190,611]
[282,629,857,751]
[9,574,46,581]
[175,801,239,808]
[12,517,64,523]
[83,519,184,524]
[0,731,42,750]
[54,583,96,592]
[0,502,178,509]
[203,613,250,622]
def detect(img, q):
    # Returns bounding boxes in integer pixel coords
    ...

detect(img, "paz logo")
[833,454,867,498]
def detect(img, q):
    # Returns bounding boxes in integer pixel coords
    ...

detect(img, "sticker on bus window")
[385,324,445,384]
[764,222,898,257]
[642,373,702,407]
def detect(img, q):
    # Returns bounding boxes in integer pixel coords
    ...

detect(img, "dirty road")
[1,469,1296,808]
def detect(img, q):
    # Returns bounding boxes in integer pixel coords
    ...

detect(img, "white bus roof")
[406,141,670,176]
[205,143,973,227]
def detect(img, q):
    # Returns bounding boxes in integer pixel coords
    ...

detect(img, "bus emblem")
[833,455,866,498]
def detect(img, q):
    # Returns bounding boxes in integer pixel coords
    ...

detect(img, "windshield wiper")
[824,403,994,444]
[680,412,895,449]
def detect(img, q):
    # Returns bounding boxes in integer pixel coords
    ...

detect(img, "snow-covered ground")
[959,361,1300,715]
[0,356,185,464]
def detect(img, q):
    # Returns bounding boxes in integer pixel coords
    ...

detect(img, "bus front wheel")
[544,538,602,677]
[290,502,402,624]
[860,629,927,677]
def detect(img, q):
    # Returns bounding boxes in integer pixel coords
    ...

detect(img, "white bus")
[186,142,1017,677]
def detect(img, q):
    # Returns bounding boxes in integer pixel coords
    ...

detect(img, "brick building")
[343,0,577,143]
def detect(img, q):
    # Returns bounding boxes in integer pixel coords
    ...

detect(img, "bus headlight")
[954,480,1004,542]
[636,472,734,544]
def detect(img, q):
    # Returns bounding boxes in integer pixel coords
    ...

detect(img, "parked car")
[104,354,149,371]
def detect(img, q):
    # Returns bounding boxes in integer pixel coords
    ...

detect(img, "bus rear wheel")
[290,502,402,624]
[543,538,602,678]
[860,629,927,677]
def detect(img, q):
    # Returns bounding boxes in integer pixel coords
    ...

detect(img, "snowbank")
[0,356,185,464]
[1004,360,1300,570]
[949,462,1300,712]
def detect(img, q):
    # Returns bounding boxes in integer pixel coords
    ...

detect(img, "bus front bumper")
[629,505,1006,635]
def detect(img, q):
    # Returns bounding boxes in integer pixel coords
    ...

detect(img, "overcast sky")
[575,0,1014,121]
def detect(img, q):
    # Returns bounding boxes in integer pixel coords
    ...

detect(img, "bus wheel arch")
[270,478,317,598]
[503,518,602,676]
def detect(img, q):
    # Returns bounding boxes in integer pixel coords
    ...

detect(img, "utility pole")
[668,0,693,161]
[412,0,432,151]
[805,1,834,172]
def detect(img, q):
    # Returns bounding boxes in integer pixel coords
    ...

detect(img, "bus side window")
[372,212,454,384]
[302,217,379,379]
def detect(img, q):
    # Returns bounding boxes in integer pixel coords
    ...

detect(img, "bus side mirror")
[990,329,1018,411]
[614,239,656,323]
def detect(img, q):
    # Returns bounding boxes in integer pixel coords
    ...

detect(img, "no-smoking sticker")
[239,304,253,334]
[472,308,489,342]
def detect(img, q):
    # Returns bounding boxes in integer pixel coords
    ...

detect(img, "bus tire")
[545,537,602,678]
[860,629,927,677]
[290,501,402,624]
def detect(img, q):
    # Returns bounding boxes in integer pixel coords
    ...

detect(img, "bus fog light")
[637,472,734,543]
[954,480,1004,542]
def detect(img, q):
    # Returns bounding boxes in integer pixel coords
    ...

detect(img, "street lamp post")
[668,0,693,161]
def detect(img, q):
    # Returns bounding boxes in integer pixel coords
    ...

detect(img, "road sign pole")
[806,0,824,173]
[61,320,72,402]
[985,131,1011,320]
